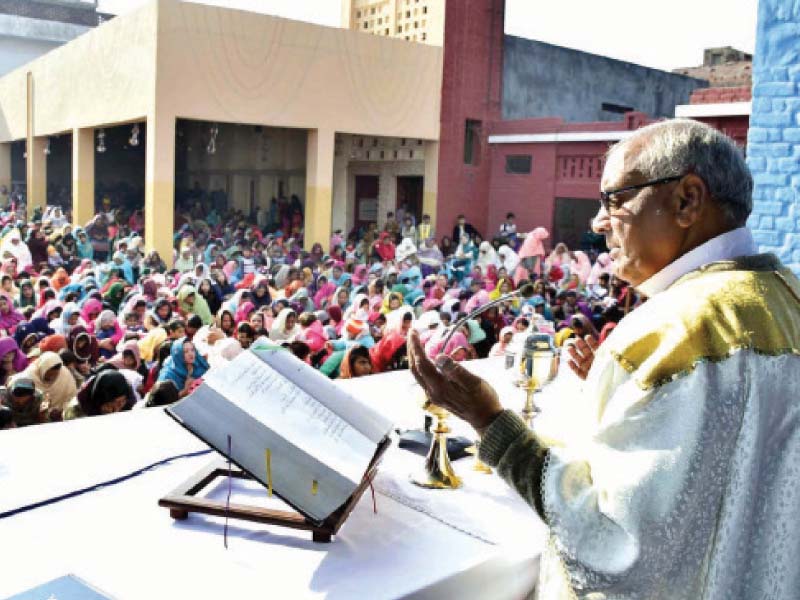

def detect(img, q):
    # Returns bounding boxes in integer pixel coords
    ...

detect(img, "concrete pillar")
[305,128,335,251]
[26,137,47,219]
[72,128,95,228]
[0,143,11,209]
[423,140,439,234]
[144,114,176,267]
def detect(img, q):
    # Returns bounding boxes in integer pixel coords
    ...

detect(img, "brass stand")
[468,441,492,474]
[410,401,462,489]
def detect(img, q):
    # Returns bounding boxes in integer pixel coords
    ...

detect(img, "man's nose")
[591,205,611,234]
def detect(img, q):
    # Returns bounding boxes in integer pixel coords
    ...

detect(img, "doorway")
[354,175,379,234]
[396,175,423,223]
[553,198,600,250]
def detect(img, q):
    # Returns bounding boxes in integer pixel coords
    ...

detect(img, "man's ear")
[673,174,707,228]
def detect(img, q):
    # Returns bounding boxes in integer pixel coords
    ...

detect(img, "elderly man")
[409,119,800,599]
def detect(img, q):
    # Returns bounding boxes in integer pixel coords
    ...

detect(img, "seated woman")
[216,307,236,338]
[339,345,373,379]
[144,380,180,408]
[177,285,213,326]
[69,325,100,367]
[157,337,209,398]
[0,376,46,427]
[63,368,136,419]
[269,308,300,342]
[94,310,124,360]
[109,340,148,400]
[0,292,25,335]
[15,351,77,420]
[0,337,28,386]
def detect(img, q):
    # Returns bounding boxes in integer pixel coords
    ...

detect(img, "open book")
[166,346,394,524]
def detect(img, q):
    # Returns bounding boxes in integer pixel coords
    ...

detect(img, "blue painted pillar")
[747,0,800,275]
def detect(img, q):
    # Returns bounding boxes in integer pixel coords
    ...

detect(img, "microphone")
[439,283,536,352]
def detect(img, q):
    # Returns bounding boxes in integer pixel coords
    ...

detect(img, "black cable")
[0,448,213,520]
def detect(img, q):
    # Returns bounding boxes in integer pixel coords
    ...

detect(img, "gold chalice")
[515,334,558,428]
[410,397,463,489]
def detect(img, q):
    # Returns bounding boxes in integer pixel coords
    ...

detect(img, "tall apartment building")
[341,0,444,45]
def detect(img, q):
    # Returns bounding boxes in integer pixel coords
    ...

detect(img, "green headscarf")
[177,285,212,326]
[104,282,126,313]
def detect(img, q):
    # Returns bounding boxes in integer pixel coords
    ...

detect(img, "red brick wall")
[487,140,613,241]
[689,86,752,104]
[435,0,504,241]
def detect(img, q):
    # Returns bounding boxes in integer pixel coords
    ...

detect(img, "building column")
[26,137,47,219]
[305,128,335,251]
[72,128,95,227]
[423,140,439,233]
[0,143,11,208]
[145,114,175,267]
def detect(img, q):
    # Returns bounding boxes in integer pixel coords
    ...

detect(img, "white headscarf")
[269,308,300,342]
[497,245,520,273]
[476,241,500,270]
[0,229,32,271]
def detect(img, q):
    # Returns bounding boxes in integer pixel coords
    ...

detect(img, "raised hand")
[408,330,503,435]
[567,335,598,380]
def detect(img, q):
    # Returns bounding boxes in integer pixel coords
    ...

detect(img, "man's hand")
[408,330,503,435]
[567,335,598,380]
[206,327,225,345]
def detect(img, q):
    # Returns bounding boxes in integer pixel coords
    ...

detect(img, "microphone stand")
[439,284,535,351]
[398,284,534,461]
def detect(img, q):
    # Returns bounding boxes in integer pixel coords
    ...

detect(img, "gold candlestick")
[410,399,462,489]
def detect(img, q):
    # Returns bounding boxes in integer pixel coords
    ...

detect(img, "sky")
[97,0,758,72]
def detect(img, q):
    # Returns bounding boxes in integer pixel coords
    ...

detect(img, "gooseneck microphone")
[439,282,536,351]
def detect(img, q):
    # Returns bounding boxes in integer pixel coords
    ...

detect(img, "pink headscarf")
[314,282,336,309]
[587,252,614,285]
[352,264,368,286]
[465,290,490,314]
[518,227,549,259]
[235,301,255,324]
[223,261,238,280]
[570,251,593,284]
[0,292,24,332]
[425,331,470,361]
[81,298,104,333]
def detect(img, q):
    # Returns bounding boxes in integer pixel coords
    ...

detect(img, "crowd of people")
[0,199,637,430]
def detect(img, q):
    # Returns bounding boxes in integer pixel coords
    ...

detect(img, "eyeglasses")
[599,175,684,213]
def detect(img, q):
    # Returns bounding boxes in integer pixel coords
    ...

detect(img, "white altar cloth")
[0,358,556,600]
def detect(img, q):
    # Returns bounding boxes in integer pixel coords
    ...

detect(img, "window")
[422,32,427,41]
[414,21,418,28]
[371,7,375,14]
[406,10,411,17]
[464,119,482,165]
[423,6,427,13]
[397,26,402,32]
[356,10,361,18]
[385,28,389,35]
[601,102,633,115]
[363,21,369,28]
[505,154,532,174]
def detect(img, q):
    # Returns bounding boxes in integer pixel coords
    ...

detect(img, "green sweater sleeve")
[479,409,549,522]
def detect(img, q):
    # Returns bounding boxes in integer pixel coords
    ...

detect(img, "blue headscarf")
[157,336,209,391]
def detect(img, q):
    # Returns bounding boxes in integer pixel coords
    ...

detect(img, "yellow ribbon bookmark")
[311,479,319,496]
[265,449,273,497]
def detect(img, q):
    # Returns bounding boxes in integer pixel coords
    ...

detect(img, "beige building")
[341,0,445,45]
[0,0,443,264]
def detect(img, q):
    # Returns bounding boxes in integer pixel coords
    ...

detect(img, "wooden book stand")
[159,438,390,543]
